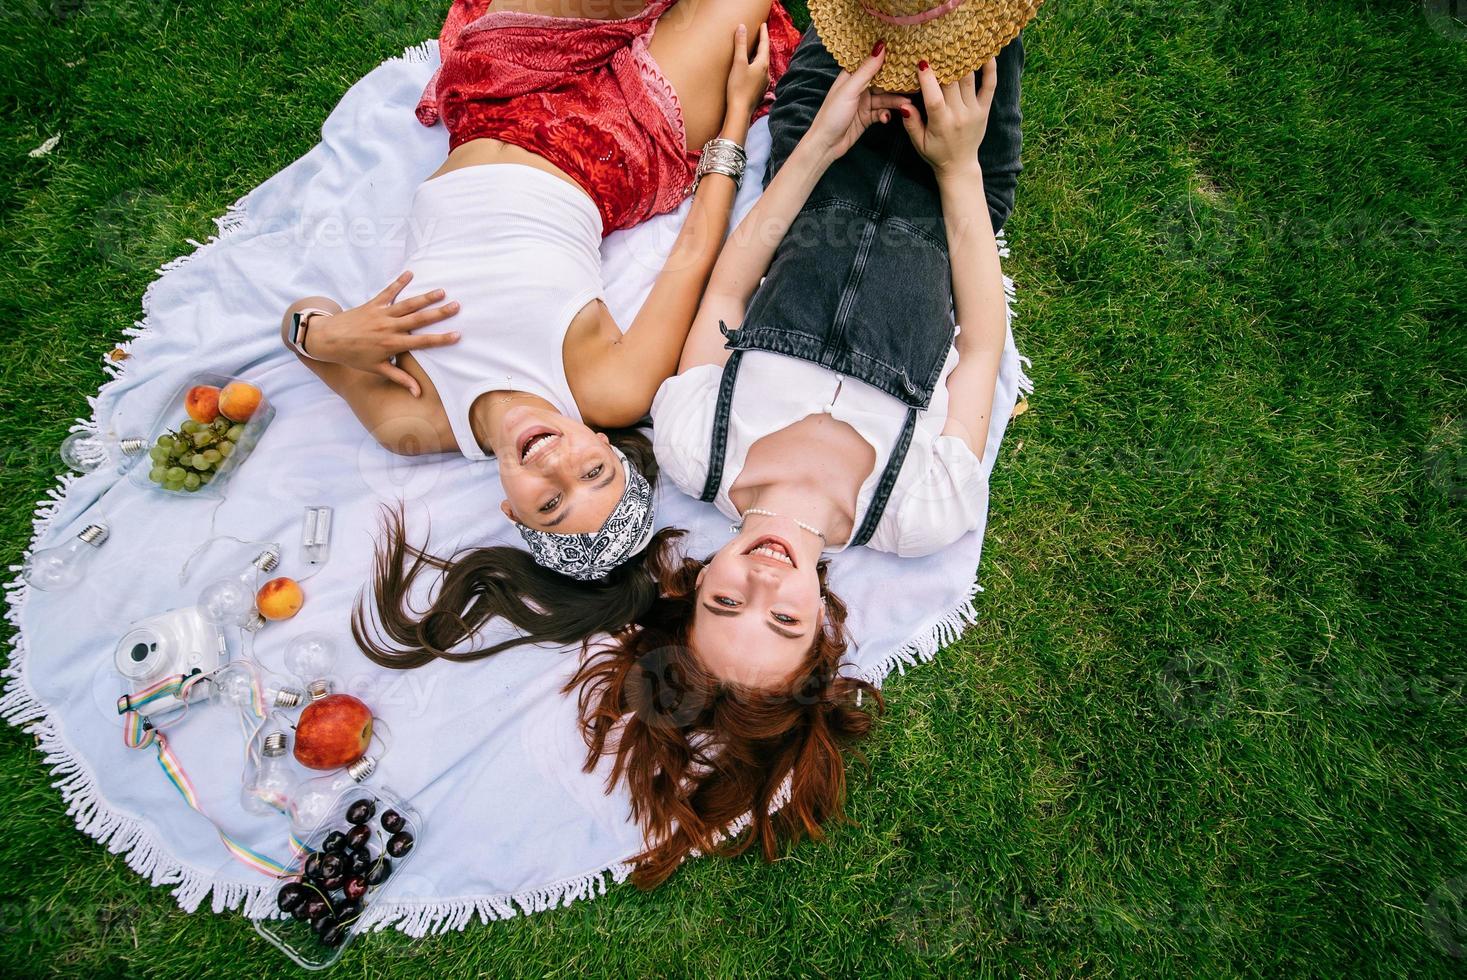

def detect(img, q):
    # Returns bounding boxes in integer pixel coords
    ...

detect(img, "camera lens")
[115,629,165,681]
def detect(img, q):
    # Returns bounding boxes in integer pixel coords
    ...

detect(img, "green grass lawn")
[2,0,1465,975]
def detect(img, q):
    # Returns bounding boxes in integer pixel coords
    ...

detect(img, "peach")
[184,385,221,424]
[294,693,374,770]
[256,577,304,621]
[219,381,263,422]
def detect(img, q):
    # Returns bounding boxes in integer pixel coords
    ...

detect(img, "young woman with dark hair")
[352,429,686,669]
[571,23,1027,887]
[283,0,810,587]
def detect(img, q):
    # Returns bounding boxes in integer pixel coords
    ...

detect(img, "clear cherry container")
[254,783,423,970]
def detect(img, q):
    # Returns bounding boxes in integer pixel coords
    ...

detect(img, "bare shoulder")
[562,299,622,382]
[564,303,656,429]
[564,299,622,352]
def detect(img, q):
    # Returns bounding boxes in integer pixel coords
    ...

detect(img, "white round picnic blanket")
[2,43,1029,935]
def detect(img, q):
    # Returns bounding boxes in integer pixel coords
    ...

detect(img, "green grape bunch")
[146,417,245,492]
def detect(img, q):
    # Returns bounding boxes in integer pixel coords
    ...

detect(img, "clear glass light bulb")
[259,671,304,710]
[23,524,109,592]
[284,632,339,699]
[289,755,377,837]
[209,661,303,712]
[244,730,296,816]
[198,549,279,628]
[59,432,146,474]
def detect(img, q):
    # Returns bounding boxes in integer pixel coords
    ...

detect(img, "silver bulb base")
[347,756,376,782]
[78,524,109,547]
[261,732,288,757]
[117,437,147,457]
[252,549,280,574]
[274,688,304,709]
[307,679,333,701]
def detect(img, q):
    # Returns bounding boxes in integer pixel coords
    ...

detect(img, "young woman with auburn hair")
[571,24,1026,886]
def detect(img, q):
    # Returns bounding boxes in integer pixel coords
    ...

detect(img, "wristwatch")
[287,308,333,360]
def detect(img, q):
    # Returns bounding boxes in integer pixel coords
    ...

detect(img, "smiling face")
[496,405,626,535]
[689,531,826,689]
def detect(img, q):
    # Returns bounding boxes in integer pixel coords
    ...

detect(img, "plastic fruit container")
[254,785,423,970]
[126,372,275,499]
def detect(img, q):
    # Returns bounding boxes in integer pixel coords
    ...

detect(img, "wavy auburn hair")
[569,551,884,888]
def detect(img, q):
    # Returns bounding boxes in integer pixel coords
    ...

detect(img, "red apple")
[293,694,373,770]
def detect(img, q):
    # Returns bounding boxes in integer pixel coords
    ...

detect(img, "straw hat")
[807,0,1045,91]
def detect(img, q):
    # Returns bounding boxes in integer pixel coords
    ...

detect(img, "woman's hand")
[802,42,914,163]
[900,58,997,179]
[725,22,771,121]
[299,271,461,395]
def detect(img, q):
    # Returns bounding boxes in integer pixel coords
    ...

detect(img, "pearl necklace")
[734,507,828,545]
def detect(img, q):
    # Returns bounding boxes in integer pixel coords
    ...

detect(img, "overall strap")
[850,406,918,548]
[699,345,745,503]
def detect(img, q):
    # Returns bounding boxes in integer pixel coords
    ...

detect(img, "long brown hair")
[569,551,883,888]
[354,429,680,669]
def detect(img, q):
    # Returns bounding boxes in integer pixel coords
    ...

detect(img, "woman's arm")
[936,168,1006,462]
[281,295,457,455]
[283,271,461,396]
[582,112,751,425]
[674,136,833,373]
[901,61,1007,461]
[578,25,769,426]
[677,44,912,373]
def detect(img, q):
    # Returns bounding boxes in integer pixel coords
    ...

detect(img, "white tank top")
[401,164,604,460]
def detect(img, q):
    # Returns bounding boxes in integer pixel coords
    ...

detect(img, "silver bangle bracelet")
[691,137,747,195]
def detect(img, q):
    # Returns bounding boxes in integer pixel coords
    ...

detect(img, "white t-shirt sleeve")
[650,366,722,499]
[876,434,991,558]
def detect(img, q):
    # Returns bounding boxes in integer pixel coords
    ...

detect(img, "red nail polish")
[872,39,885,57]
[918,59,929,71]
[899,106,912,118]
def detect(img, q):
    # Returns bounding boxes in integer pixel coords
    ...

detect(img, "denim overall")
[698,29,1025,548]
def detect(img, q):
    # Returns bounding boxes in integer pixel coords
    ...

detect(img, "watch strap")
[289,308,332,360]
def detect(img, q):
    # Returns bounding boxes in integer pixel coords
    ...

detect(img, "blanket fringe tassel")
[395,39,439,65]
[2,40,1032,937]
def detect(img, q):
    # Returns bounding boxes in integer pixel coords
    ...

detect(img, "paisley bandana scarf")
[515,447,656,581]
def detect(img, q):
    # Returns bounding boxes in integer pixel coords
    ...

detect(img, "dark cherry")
[303,852,325,880]
[304,896,330,923]
[318,922,346,948]
[322,830,349,854]
[312,913,339,937]
[343,875,368,901]
[366,857,393,886]
[320,873,344,892]
[348,848,373,876]
[335,899,362,923]
[346,798,376,825]
[277,881,308,913]
[380,809,405,834]
[291,901,312,922]
[386,830,415,858]
[346,824,372,850]
[318,853,344,879]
